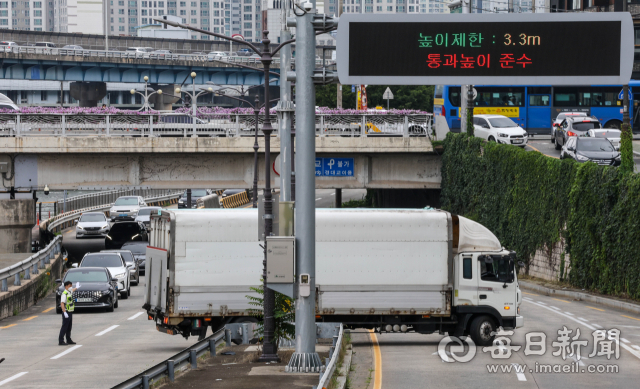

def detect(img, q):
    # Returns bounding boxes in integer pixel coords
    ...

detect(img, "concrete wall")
[0,253,63,320]
[527,240,571,282]
[0,200,36,253]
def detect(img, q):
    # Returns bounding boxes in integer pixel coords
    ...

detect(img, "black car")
[178,189,212,208]
[560,137,621,166]
[121,241,149,275]
[554,116,602,150]
[105,221,149,250]
[55,267,118,313]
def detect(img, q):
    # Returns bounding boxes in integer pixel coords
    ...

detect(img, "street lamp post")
[174,72,213,138]
[130,76,163,112]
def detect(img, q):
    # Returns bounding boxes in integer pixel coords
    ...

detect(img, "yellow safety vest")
[62,289,75,312]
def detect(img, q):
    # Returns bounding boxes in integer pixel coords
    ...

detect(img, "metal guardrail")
[0,113,432,138]
[316,323,345,389]
[57,189,175,214]
[112,328,226,389]
[0,235,62,292]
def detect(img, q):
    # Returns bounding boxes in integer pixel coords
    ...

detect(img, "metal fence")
[0,235,62,292]
[56,189,178,214]
[0,113,432,138]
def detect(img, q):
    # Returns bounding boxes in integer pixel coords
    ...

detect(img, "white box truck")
[143,208,523,345]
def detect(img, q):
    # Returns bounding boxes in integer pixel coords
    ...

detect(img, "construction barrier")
[221,191,250,208]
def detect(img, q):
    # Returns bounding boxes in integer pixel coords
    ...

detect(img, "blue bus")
[434,82,640,135]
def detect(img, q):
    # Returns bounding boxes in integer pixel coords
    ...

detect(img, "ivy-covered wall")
[440,133,640,299]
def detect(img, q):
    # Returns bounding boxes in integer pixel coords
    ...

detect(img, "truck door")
[454,254,478,307]
[145,246,168,314]
[477,255,517,316]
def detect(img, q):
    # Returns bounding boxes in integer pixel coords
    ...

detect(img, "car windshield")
[573,122,601,131]
[122,242,148,255]
[64,270,108,283]
[108,223,141,240]
[488,117,517,128]
[79,213,106,222]
[136,208,160,216]
[183,189,208,197]
[591,130,620,138]
[81,254,123,268]
[103,251,134,263]
[114,197,139,206]
[578,138,615,152]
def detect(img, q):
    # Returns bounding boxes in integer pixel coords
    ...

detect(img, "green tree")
[247,281,295,347]
[620,121,634,174]
[314,85,435,111]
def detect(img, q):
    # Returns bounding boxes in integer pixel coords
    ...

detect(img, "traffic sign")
[383,87,394,100]
[618,88,632,100]
[315,158,354,177]
[351,85,356,93]
[336,13,633,86]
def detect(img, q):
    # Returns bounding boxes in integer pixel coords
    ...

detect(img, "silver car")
[587,129,621,150]
[75,212,110,239]
[109,196,147,222]
[134,206,161,231]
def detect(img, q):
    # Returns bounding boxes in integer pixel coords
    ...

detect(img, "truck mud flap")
[156,325,177,335]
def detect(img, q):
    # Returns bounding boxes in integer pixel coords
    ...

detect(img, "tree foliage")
[247,281,295,347]
[441,133,640,299]
[315,85,435,112]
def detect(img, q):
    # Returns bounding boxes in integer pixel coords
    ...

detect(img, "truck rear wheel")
[469,315,496,346]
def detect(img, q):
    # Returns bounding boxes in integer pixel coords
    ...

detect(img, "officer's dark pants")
[59,311,73,344]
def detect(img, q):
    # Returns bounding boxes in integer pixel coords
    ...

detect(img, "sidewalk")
[633,139,640,156]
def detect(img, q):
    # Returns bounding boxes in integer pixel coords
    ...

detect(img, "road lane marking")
[51,345,82,359]
[621,338,630,344]
[523,300,640,361]
[95,325,119,336]
[315,198,322,201]
[578,317,588,322]
[369,329,382,389]
[552,298,572,304]
[511,363,527,381]
[633,345,640,351]
[564,312,574,316]
[331,193,335,196]
[523,292,539,296]
[0,324,16,329]
[592,323,603,329]
[42,307,55,313]
[21,316,38,321]
[0,372,28,386]
[622,315,640,322]
[586,306,605,312]
[128,312,145,320]
[537,301,546,305]
[527,144,559,159]
[550,306,560,310]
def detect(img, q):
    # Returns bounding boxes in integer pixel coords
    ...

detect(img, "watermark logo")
[438,336,476,363]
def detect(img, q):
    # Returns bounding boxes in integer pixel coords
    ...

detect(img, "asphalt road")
[376,290,640,389]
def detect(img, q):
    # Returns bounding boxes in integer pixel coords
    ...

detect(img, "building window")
[40,90,47,101]
[191,9,196,14]
[34,1,42,7]
[128,9,137,15]
[201,34,209,39]
[243,5,250,11]
[158,10,163,14]
[142,17,147,23]
[387,5,392,10]
[376,5,381,10]
[0,18,6,25]
[180,0,185,4]
[0,10,5,16]
[243,13,251,20]
[119,8,124,14]
[201,18,208,23]
[365,5,372,11]
[119,25,124,31]
[168,1,175,5]
[129,0,136,6]
[142,9,147,15]
[34,10,42,16]
[190,1,196,5]
[0,2,6,7]
[190,18,196,23]
[200,1,208,7]
[118,0,124,4]
[129,17,136,23]
[34,18,41,25]
[180,9,185,14]
[119,17,124,22]
[244,30,251,37]
[168,9,175,14]
[111,25,114,30]
[200,9,208,15]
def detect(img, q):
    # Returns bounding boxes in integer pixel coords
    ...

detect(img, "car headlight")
[522,132,528,137]
[77,225,84,230]
[100,224,109,230]
[615,154,621,161]
[178,200,184,204]
[102,290,110,295]
[497,133,509,138]
[114,273,126,278]
[576,154,589,161]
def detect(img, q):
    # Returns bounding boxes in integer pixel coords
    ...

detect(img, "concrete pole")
[279,27,293,203]
[336,0,343,108]
[104,0,109,51]
[289,1,321,372]
[461,1,469,131]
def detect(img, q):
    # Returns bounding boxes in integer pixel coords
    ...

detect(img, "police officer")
[59,280,79,346]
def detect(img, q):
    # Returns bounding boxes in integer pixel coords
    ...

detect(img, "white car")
[75,212,110,239]
[109,196,147,222]
[208,51,227,60]
[551,112,587,143]
[473,114,528,147]
[75,252,131,299]
[586,129,621,150]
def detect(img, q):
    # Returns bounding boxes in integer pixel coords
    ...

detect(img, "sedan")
[76,252,131,299]
[134,206,161,231]
[109,196,147,221]
[473,114,528,147]
[105,221,149,250]
[75,212,110,239]
[101,249,140,286]
[178,189,212,208]
[152,49,172,58]
[208,51,227,60]
[586,129,621,150]
[56,267,118,313]
[121,241,149,275]
[62,45,83,50]
[560,137,621,166]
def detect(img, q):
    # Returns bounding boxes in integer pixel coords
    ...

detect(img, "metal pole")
[279,28,293,203]
[336,0,343,109]
[335,188,341,208]
[253,98,260,208]
[291,129,295,201]
[258,29,279,363]
[467,86,474,137]
[187,189,192,208]
[192,74,197,137]
[104,0,109,51]
[63,189,67,213]
[289,3,319,372]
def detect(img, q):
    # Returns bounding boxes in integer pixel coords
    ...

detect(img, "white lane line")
[523,297,533,301]
[537,301,547,305]
[523,300,640,361]
[128,312,145,321]
[315,198,322,201]
[330,193,335,196]
[0,372,28,386]
[95,325,119,336]
[511,363,527,381]
[621,338,631,344]
[578,317,589,322]
[51,345,82,359]
[592,323,603,329]
[632,345,640,351]
[564,312,574,316]
[549,306,560,310]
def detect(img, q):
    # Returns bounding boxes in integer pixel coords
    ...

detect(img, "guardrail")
[112,328,226,389]
[220,191,250,208]
[56,189,177,214]
[0,235,62,292]
[0,113,432,138]
[316,323,345,389]
[0,45,332,67]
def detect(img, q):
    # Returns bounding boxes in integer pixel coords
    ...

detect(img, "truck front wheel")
[469,315,496,346]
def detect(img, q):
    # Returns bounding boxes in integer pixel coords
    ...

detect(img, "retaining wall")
[526,240,571,282]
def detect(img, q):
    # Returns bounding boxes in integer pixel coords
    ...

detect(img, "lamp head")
[143,76,149,82]
[190,72,196,78]
[175,87,181,94]
[207,87,213,92]
[44,184,50,195]
[130,89,135,95]
[157,89,162,95]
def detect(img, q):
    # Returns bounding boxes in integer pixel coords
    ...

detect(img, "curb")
[519,280,640,316]
[333,345,353,389]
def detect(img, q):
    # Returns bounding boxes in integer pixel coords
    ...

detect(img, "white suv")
[109,196,147,222]
[472,114,528,147]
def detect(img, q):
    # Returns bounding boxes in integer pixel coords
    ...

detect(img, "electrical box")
[0,162,7,174]
[299,273,310,297]
[266,236,295,283]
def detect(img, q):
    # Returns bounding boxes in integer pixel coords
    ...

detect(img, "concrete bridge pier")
[149,84,180,110]
[0,199,35,253]
[70,82,107,107]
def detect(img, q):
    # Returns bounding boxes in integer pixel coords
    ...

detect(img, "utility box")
[0,162,7,173]
[266,236,295,283]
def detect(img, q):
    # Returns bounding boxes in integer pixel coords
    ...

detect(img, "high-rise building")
[0,0,55,31]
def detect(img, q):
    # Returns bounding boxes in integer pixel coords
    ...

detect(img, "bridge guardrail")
[315,323,345,388]
[0,235,62,292]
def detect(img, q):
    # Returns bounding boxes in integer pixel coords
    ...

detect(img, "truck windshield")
[480,256,514,283]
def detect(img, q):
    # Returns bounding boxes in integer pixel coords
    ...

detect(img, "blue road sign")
[351,85,356,93]
[315,158,354,177]
[618,89,632,100]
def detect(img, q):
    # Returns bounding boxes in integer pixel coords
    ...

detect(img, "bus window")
[554,87,579,106]
[474,87,524,106]
[529,95,549,106]
[435,85,444,99]
[449,87,461,107]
